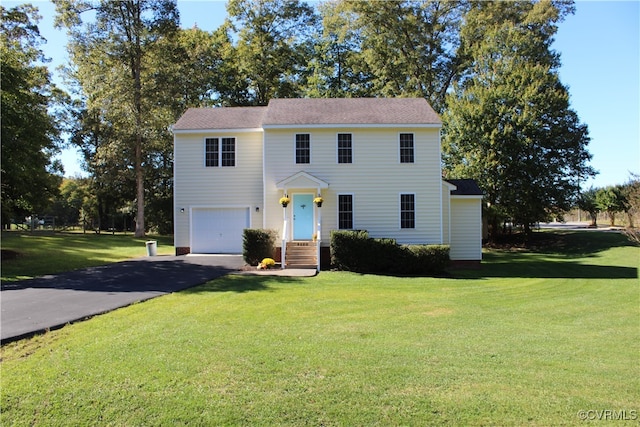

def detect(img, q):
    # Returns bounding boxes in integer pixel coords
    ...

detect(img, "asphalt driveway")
[1,255,245,343]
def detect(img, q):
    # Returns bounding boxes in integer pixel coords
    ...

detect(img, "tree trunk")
[134,137,144,237]
[130,1,145,238]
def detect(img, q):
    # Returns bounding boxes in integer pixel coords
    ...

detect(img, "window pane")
[221,137,235,166]
[400,194,415,229]
[296,134,310,164]
[400,133,414,163]
[338,194,353,229]
[205,138,218,167]
[337,133,352,164]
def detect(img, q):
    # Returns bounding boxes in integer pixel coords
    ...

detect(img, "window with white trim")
[338,194,353,229]
[337,133,352,164]
[400,193,415,229]
[295,134,310,164]
[205,137,235,167]
[399,133,414,163]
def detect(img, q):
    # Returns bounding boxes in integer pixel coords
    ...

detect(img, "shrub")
[404,245,450,275]
[243,229,277,266]
[330,230,370,271]
[330,230,450,275]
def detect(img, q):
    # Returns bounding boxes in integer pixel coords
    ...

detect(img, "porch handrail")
[281,218,288,269]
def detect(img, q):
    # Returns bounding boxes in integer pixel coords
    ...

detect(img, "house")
[172,98,482,269]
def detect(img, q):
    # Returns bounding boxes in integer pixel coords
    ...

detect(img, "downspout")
[438,129,444,244]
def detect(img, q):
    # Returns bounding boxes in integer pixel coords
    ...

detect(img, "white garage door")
[191,208,249,253]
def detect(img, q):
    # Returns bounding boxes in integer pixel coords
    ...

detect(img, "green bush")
[330,230,450,275]
[330,230,370,271]
[243,229,277,266]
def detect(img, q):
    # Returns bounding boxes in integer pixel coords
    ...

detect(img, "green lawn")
[1,231,639,425]
[1,231,174,282]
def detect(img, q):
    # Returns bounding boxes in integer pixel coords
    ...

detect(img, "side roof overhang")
[445,179,484,198]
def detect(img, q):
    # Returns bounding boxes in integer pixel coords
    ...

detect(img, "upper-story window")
[295,134,310,164]
[399,133,414,163]
[337,133,353,164]
[205,137,236,167]
[400,193,415,229]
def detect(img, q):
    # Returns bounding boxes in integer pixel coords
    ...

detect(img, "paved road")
[1,255,245,343]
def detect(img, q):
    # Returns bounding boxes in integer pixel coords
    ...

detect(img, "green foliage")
[404,244,451,274]
[595,186,627,226]
[226,0,318,105]
[577,187,600,226]
[319,0,468,112]
[242,228,277,266]
[54,0,182,237]
[330,230,450,275]
[0,4,65,226]
[442,0,595,237]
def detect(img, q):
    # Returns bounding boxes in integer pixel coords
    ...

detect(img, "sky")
[6,0,639,190]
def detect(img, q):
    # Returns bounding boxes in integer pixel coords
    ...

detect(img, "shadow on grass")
[452,231,638,280]
[182,274,305,294]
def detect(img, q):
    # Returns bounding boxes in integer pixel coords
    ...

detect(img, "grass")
[1,231,174,282]
[1,231,639,425]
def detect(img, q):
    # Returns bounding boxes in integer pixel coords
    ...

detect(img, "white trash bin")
[145,240,157,256]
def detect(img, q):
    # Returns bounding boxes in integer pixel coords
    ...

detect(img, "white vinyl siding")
[174,131,263,250]
[450,197,483,261]
[263,127,442,244]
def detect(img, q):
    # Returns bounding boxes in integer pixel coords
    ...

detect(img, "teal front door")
[293,194,314,240]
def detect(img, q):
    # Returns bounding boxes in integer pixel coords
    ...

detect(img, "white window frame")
[399,133,415,164]
[337,133,353,164]
[204,136,236,167]
[337,193,355,230]
[295,133,311,164]
[399,192,416,229]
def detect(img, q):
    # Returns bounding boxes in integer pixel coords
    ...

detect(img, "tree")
[577,188,599,227]
[226,0,318,105]
[171,25,248,107]
[1,4,65,227]
[54,0,180,237]
[620,173,640,228]
[442,0,595,238]
[315,0,468,112]
[595,186,627,227]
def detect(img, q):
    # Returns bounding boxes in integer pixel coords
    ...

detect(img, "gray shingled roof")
[263,98,441,126]
[446,179,484,196]
[173,98,441,130]
[173,106,267,130]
